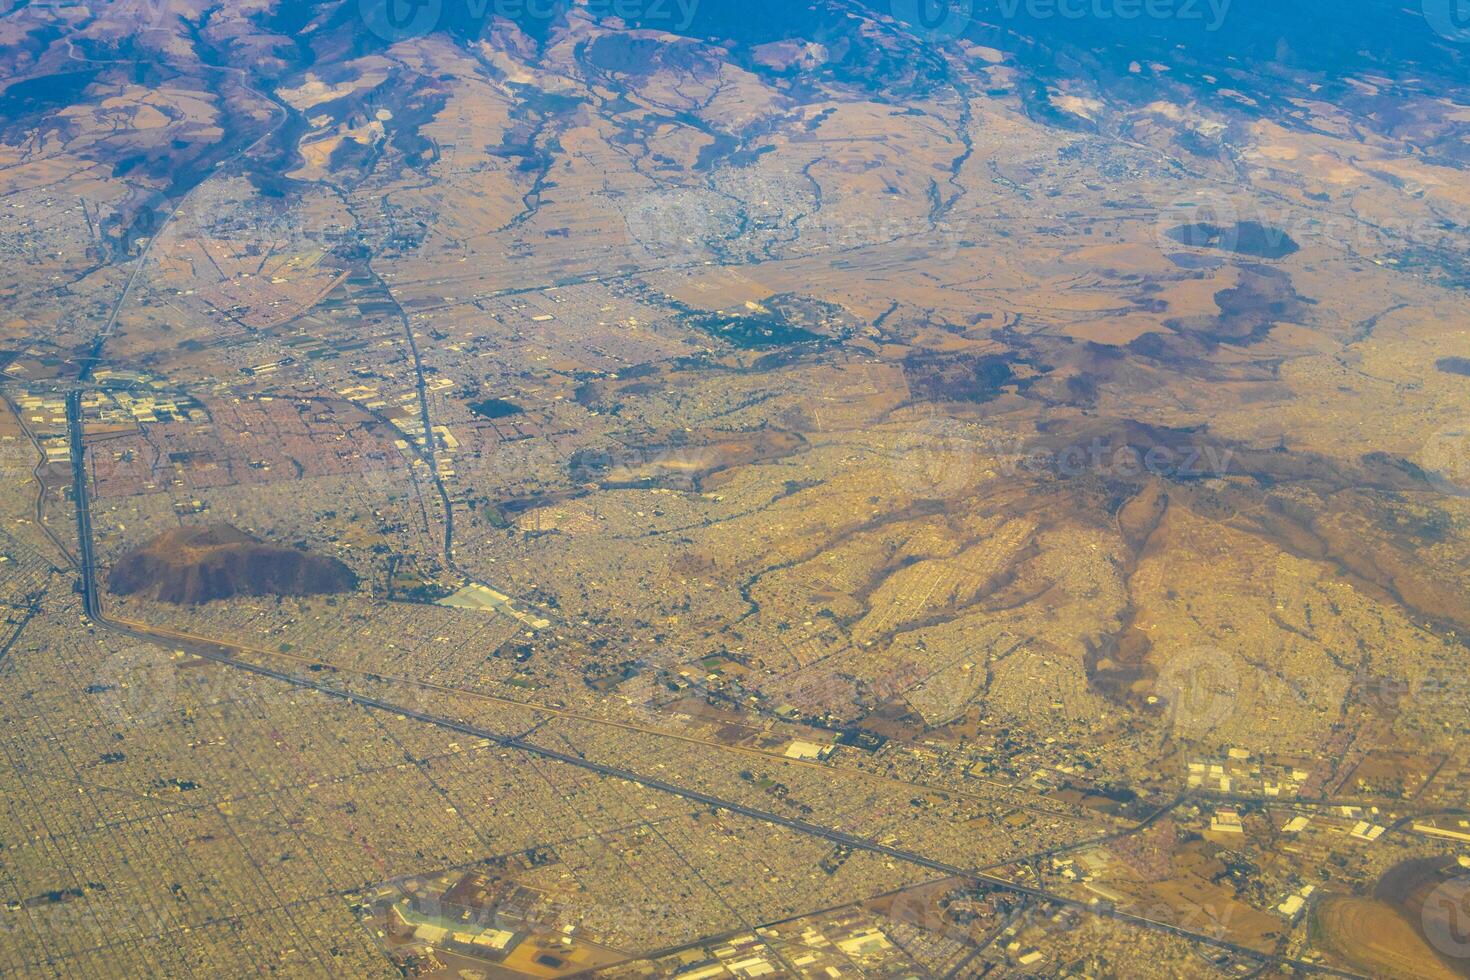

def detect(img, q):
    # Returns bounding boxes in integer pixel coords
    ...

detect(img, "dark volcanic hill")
[107,525,356,605]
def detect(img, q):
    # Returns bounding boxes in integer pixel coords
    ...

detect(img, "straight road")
[67,391,99,620]
[64,391,1364,979]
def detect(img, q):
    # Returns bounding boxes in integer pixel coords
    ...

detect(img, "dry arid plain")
[0,0,1469,976]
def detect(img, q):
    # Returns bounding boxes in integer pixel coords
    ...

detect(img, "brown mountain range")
[106,524,356,605]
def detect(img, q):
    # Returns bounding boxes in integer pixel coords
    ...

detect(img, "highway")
[63,393,1365,978]
[379,269,459,573]
[100,606,1117,833]
[66,391,100,621]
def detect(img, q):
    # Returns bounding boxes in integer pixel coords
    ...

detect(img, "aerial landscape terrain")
[0,0,1468,976]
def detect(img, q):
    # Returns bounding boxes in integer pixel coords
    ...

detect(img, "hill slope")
[107,525,356,605]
